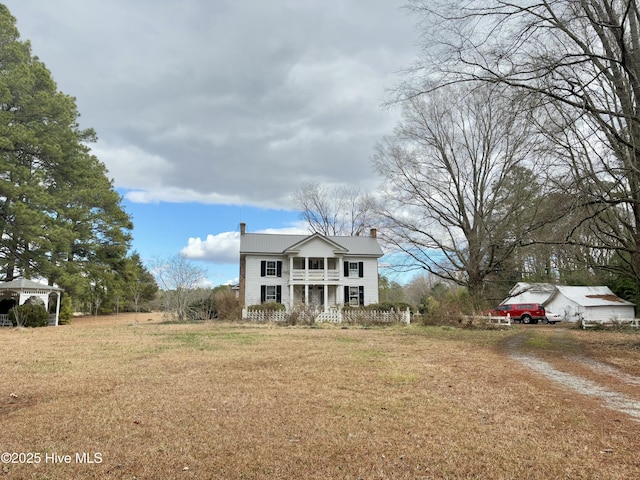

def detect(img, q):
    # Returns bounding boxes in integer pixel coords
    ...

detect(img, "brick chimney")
[240,222,246,235]
[370,228,377,238]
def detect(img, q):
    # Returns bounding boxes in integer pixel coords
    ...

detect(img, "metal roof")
[0,279,63,291]
[503,282,556,304]
[547,286,635,307]
[240,233,383,257]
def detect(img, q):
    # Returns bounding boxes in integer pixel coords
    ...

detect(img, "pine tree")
[0,5,138,309]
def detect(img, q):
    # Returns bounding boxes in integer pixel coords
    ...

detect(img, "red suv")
[483,303,546,324]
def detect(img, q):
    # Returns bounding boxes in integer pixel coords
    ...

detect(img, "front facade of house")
[239,223,383,312]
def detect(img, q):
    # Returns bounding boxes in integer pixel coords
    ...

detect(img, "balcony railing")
[290,269,341,282]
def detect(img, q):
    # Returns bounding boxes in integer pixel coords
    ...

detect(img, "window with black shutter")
[345,261,361,278]
[261,260,281,277]
[261,285,280,303]
[346,286,363,306]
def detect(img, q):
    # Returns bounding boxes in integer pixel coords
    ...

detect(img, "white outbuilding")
[543,286,635,323]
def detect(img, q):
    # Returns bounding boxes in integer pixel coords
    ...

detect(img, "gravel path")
[505,332,640,421]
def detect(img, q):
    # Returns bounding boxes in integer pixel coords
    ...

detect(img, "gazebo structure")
[0,279,64,327]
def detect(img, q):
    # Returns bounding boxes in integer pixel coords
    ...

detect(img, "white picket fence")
[581,318,640,329]
[242,307,411,325]
[485,314,512,326]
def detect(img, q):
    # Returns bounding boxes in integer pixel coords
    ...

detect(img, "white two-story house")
[239,223,383,312]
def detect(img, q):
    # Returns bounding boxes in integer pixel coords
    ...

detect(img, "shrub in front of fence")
[244,303,287,324]
[283,305,320,326]
[214,290,243,321]
[358,302,414,313]
[342,307,409,326]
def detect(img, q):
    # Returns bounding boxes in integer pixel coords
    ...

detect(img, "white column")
[323,285,328,312]
[289,256,295,311]
[55,292,61,326]
[290,284,294,310]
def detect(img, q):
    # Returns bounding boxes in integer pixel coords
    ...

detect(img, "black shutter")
[276,286,282,303]
[359,286,364,305]
[344,286,349,305]
[344,261,349,277]
[260,285,266,303]
[277,261,282,277]
[358,262,364,278]
[260,261,266,277]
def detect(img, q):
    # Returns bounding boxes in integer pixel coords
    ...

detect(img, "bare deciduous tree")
[292,182,374,236]
[407,0,640,291]
[150,255,207,322]
[374,84,550,298]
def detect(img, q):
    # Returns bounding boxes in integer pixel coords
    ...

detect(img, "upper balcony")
[290,269,341,282]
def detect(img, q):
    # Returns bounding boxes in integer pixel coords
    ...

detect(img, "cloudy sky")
[4,0,419,285]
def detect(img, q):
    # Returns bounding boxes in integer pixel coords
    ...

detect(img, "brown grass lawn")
[1,315,640,479]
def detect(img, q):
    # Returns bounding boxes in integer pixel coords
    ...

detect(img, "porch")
[288,284,341,312]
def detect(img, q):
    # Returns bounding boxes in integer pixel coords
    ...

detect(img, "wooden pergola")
[0,279,64,326]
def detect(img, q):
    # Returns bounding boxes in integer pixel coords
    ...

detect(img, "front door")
[310,286,324,308]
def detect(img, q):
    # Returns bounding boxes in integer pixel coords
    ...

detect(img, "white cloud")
[180,223,309,263]
[181,232,240,264]
[123,188,247,206]
[256,223,309,235]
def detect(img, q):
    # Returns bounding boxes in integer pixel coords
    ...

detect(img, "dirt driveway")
[504,327,640,421]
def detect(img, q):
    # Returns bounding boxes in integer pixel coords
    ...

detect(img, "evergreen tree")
[0,5,135,309]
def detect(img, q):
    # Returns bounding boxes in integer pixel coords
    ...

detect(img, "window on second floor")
[344,261,364,278]
[261,260,282,277]
[266,261,277,276]
[349,262,359,277]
